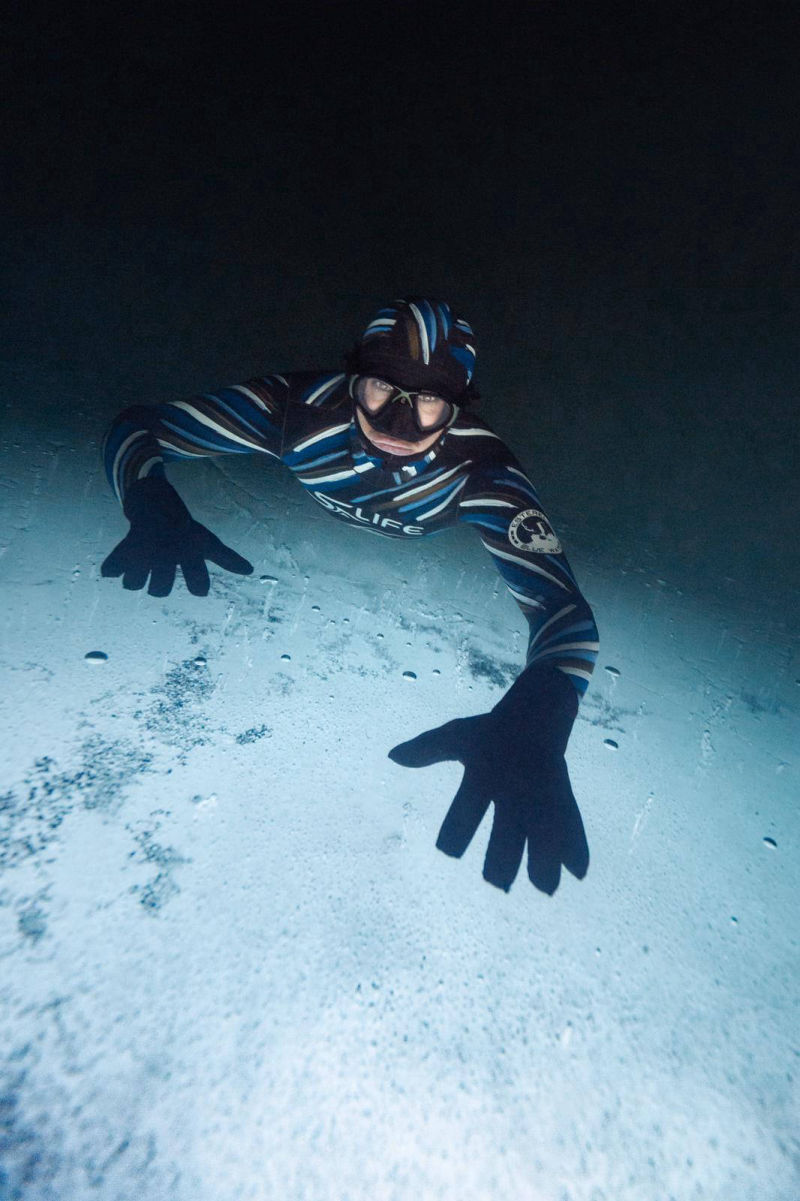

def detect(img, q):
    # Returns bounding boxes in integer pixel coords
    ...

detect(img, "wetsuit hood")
[351,298,476,405]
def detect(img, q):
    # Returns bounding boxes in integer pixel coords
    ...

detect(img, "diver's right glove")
[101,476,253,596]
[389,664,589,894]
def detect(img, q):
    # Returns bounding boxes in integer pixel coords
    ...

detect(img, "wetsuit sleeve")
[458,455,599,696]
[102,375,292,505]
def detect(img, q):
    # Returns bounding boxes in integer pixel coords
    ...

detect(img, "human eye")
[417,393,442,406]
[372,378,392,393]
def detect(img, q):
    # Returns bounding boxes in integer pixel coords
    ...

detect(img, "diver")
[101,298,599,894]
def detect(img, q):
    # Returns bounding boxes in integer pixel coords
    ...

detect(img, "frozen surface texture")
[0,390,797,1201]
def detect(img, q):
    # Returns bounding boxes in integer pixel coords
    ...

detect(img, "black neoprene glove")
[389,665,589,894]
[101,476,253,596]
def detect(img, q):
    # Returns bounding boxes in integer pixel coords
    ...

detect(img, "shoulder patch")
[508,508,562,554]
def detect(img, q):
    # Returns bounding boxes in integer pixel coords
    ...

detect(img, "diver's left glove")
[389,664,589,894]
[101,476,253,596]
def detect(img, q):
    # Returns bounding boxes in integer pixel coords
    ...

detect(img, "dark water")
[5,2,798,600]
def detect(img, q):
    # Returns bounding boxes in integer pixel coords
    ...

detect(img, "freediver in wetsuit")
[102,298,599,893]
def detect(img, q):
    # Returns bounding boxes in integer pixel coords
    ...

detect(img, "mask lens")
[355,376,454,435]
[356,376,394,415]
[413,393,452,430]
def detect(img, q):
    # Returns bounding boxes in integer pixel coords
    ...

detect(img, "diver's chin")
[367,433,421,456]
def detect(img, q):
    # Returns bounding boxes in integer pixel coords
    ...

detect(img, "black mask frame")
[354,376,455,437]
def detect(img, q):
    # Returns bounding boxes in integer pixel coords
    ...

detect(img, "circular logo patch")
[508,509,562,554]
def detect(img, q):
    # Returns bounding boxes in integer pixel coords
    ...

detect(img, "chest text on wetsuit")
[312,491,425,535]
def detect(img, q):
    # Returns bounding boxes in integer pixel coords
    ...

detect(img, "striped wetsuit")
[104,371,599,694]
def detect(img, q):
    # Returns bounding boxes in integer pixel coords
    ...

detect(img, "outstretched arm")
[101,375,293,594]
[103,375,292,504]
[390,450,598,894]
[456,454,599,694]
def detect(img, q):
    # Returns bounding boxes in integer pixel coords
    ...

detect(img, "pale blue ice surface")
[0,368,797,1201]
[1,190,799,1199]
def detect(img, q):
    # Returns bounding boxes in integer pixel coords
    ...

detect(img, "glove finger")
[435,767,491,858]
[101,540,133,578]
[147,558,177,597]
[561,799,590,881]
[180,556,210,597]
[482,801,527,893]
[523,768,574,893]
[389,717,482,768]
[202,532,254,577]
[122,562,150,591]
[526,834,563,896]
[555,764,590,880]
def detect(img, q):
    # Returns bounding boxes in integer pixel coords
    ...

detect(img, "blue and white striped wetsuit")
[104,371,599,694]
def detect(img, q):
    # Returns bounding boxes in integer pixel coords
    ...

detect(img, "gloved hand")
[101,476,253,596]
[389,665,589,894]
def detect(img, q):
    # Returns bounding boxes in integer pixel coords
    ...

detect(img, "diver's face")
[354,376,452,456]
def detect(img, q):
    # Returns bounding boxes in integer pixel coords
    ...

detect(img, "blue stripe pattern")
[104,370,598,695]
